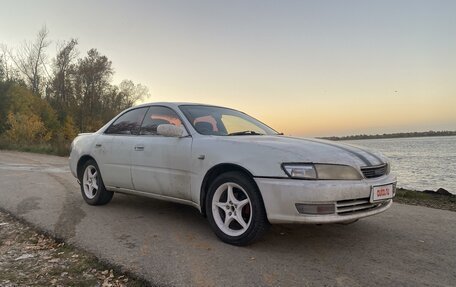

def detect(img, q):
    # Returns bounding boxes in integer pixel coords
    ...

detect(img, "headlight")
[282,163,363,180]
[282,164,317,179]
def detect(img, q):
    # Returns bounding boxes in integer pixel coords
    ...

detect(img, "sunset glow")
[1,0,454,137]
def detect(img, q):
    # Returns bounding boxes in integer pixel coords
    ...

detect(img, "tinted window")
[105,108,148,135]
[140,106,183,135]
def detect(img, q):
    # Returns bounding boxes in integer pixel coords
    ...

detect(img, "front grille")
[336,197,389,215]
[361,164,388,179]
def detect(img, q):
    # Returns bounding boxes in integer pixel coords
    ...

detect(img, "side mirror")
[157,124,184,137]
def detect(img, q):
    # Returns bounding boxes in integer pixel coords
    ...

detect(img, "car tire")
[79,159,113,205]
[206,171,269,246]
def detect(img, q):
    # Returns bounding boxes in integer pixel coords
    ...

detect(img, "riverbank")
[395,188,456,212]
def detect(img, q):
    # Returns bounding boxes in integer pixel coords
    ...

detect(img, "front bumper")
[254,173,396,224]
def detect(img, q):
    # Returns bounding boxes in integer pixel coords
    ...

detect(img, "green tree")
[100,79,150,121]
[6,84,59,135]
[74,48,113,131]
[0,81,13,133]
[61,115,78,141]
[0,27,151,155]
[118,79,149,108]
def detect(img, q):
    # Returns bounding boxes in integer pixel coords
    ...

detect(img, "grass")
[0,137,70,157]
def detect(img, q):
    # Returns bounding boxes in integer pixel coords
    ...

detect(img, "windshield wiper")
[228,130,264,136]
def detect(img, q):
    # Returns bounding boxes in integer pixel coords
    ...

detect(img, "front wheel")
[79,160,113,205]
[206,171,269,246]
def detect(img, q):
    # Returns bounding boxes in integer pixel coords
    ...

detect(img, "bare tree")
[98,80,149,121]
[0,54,5,82]
[50,39,78,106]
[118,79,149,108]
[0,45,20,82]
[7,26,50,95]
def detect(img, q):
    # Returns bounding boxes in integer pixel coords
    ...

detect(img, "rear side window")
[105,108,148,135]
[140,106,183,135]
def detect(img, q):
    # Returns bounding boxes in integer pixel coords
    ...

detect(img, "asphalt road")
[0,150,455,287]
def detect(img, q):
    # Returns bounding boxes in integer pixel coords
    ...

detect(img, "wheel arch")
[77,155,96,180]
[200,163,261,216]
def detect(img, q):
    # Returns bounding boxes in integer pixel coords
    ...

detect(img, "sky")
[1,0,455,137]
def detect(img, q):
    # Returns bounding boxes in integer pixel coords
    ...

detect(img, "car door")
[94,107,148,190]
[131,106,193,200]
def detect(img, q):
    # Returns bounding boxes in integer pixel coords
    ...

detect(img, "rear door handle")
[95,143,102,148]
[134,145,144,151]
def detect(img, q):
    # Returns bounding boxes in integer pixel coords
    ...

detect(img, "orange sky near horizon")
[2,1,455,137]
[141,72,455,137]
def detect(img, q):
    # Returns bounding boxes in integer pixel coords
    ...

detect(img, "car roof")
[132,102,228,109]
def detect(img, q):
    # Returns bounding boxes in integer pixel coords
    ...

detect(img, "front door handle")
[95,143,102,148]
[134,145,144,151]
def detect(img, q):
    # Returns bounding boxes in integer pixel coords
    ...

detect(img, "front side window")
[140,106,183,135]
[105,107,148,135]
[179,105,278,136]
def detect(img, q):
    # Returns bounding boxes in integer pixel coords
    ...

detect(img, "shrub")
[5,112,51,145]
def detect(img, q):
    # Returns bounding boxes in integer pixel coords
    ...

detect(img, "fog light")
[295,203,335,215]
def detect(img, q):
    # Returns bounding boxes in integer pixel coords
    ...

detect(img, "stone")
[436,188,453,196]
[15,254,34,260]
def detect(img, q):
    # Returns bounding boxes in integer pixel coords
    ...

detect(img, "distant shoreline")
[320,130,456,141]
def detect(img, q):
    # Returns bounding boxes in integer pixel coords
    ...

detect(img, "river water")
[343,136,456,194]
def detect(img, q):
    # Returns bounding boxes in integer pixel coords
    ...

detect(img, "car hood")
[213,135,386,168]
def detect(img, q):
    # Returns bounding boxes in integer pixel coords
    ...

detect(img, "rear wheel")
[79,160,113,205]
[206,171,269,246]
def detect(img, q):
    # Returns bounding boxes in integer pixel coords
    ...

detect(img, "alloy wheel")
[83,165,99,199]
[211,182,252,237]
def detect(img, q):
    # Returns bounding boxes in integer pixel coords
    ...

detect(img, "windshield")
[179,105,279,136]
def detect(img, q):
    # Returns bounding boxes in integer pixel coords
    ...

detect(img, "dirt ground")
[0,210,149,287]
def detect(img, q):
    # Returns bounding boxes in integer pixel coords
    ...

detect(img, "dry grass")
[395,188,456,212]
[0,210,150,287]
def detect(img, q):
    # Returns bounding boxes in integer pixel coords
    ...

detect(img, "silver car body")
[69,102,396,224]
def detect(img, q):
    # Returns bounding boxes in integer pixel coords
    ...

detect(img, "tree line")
[0,26,149,155]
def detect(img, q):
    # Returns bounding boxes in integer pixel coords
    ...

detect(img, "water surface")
[343,136,456,194]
